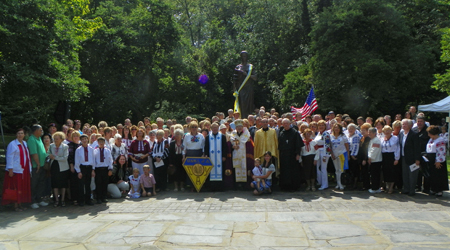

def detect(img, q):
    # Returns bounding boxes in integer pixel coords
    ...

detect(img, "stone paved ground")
[1,190,450,249]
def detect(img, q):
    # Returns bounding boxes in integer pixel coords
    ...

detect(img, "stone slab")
[306,222,368,240]
[267,212,329,222]
[211,212,265,222]
[144,213,207,222]
[231,222,308,247]
[18,241,82,250]
[371,222,439,233]
[0,241,19,250]
[24,221,109,243]
[391,246,450,250]
[392,212,450,221]
[0,220,56,240]
[328,236,377,246]
[346,212,395,221]
[155,222,233,247]
[91,214,149,221]
[126,222,167,237]
[388,232,450,243]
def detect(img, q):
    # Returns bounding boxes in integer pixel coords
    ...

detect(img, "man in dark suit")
[398,119,421,196]
[412,116,430,193]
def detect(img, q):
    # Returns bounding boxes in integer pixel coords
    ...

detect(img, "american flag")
[291,87,318,120]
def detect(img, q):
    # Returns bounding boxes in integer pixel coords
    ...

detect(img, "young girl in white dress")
[128,168,141,199]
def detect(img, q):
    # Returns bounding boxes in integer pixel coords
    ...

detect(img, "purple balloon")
[199,74,209,85]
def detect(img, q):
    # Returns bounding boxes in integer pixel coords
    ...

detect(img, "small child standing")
[251,158,266,192]
[128,168,141,199]
[140,165,157,197]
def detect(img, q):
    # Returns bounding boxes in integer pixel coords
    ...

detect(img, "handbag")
[43,156,51,171]
[3,187,18,201]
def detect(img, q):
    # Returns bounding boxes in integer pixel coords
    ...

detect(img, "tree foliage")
[1,0,449,129]
[309,0,447,117]
[0,0,101,128]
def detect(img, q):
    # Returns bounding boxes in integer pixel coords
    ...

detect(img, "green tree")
[433,0,450,95]
[0,0,101,129]
[76,0,193,124]
[309,0,443,117]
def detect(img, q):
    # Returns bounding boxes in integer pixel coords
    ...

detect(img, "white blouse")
[330,134,348,156]
[427,137,446,163]
[301,139,319,158]
[347,133,361,157]
[377,132,385,141]
[381,135,400,161]
[111,143,128,161]
[182,133,205,155]
[122,138,133,149]
[6,139,31,174]
[439,132,448,144]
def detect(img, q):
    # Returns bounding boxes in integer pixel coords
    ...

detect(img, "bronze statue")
[233,51,257,118]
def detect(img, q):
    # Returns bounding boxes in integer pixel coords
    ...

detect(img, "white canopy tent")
[418,96,450,116]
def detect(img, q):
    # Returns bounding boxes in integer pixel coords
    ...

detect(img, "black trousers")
[95,167,109,200]
[417,159,430,191]
[349,157,359,183]
[78,165,92,204]
[154,161,168,190]
[69,171,79,201]
[370,162,382,190]
[360,162,371,189]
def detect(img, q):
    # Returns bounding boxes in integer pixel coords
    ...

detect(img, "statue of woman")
[233,51,257,118]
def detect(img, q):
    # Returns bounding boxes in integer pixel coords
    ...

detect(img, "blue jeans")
[252,179,272,192]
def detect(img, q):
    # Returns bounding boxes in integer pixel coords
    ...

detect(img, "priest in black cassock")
[204,122,228,191]
[278,118,304,191]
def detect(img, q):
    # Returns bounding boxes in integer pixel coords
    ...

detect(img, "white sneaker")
[374,188,382,193]
[335,185,339,189]
[368,189,375,193]
[31,203,39,209]
[39,201,49,207]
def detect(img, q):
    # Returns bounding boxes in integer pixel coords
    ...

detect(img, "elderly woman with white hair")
[346,123,361,189]
[152,129,169,191]
[327,119,337,133]
[168,128,186,191]
[146,130,157,174]
[111,133,128,163]
[48,132,70,207]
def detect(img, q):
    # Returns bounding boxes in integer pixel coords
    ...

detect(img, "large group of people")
[2,105,449,211]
